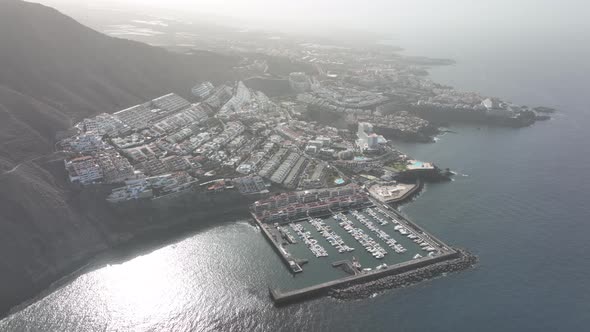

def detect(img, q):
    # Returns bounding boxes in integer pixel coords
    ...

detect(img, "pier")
[256,214,304,273]
[270,250,461,305]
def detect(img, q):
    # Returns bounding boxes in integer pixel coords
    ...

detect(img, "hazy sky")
[38,0,589,37]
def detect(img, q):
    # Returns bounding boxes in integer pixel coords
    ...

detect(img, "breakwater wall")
[270,250,470,305]
[254,215,297,271]
[330,248,477,300]
[386,179,423,205]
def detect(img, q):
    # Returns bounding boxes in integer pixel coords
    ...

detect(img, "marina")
[289,223,328,258]
[252,198,458,303]
[335,213,388,259]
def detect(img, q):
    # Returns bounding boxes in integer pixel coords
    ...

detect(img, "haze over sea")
[1,33,589,331]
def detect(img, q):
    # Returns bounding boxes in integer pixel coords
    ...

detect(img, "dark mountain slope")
[0,161,110,310]
[0,0,238,315]
[0,86,65,159]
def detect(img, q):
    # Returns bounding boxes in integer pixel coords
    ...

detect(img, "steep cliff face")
[0,0,238,315]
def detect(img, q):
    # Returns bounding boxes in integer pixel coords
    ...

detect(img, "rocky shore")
[411,105,537,128]
[328,249,477,300]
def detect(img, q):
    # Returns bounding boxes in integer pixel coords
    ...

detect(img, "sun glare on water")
[86,247,189,327]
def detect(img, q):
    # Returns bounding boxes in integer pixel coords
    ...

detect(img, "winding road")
[1,163,23,175]
[0,152,64,177]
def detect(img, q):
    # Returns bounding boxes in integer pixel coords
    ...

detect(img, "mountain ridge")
[0,0,237,315]
[0,0,237,163]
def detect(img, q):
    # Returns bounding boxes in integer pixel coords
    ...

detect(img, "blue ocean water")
[1,39,589,331]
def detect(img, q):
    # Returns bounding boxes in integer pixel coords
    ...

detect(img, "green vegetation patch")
[386,162,408,172]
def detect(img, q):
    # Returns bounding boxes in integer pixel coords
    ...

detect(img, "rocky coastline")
[376,122,439,143]
[411,105,537,128]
